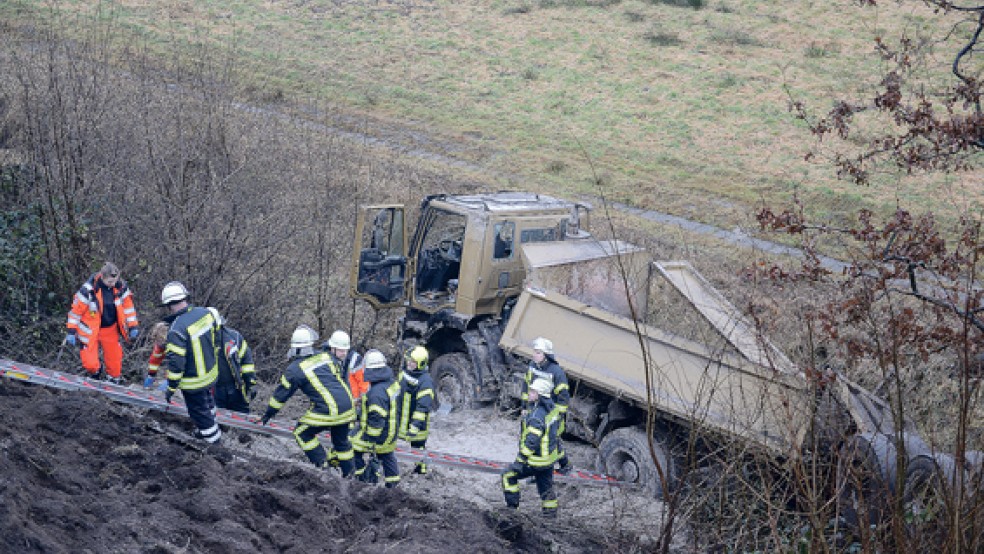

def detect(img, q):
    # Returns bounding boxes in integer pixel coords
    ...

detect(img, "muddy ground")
[0,376,672,553]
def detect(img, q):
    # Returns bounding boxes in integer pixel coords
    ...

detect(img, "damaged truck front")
[349,192,978,525]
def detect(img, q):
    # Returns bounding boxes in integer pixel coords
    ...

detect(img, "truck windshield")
[416,210,466,299]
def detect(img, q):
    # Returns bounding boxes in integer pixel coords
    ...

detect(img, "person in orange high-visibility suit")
[65,262,140,383]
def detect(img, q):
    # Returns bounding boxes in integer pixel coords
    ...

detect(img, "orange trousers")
[80,326,123,378]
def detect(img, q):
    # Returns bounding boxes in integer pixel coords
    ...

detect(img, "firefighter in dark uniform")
[521,336,572,474]
[352,349,403,488]
[260,325,356,476]
[502,378,562,518]
[206,307,257,414]
[398,345,434,475]
[324,330,368,399]
[160,281,222,444]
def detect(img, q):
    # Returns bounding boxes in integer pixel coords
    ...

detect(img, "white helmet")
[328,330,351,350]
[364,349,388,369]
[530,378,552,398]
[531,337,553,355]
[206,307,224,326]
[290,325,319,349]
[160,281,189,306]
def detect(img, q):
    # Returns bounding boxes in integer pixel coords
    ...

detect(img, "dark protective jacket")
[398,368,434,441]
[266,352,355,427]
[521,355,570,418]
[216,325,257,397]
[517,396,562,468]
[65,272,139,346]
[164,306,219,391]
[352,364,402,454]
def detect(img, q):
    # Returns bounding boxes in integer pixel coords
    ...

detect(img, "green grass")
[1,0,980,230]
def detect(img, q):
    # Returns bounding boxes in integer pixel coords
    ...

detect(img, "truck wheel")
[902,453,951,545]
[598,427,676,499]
[431,353,477,411]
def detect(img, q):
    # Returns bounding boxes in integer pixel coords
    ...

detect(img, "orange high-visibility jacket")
[65,272,139,347]
[349,367,369,399]
[147,343,166,376]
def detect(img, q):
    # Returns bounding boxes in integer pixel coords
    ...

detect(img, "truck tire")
[902,453,951,546]
[598,427,676,499]
[432,353,477,411]
[835,432,897,528]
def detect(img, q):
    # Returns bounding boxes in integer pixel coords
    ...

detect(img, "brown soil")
[0,377,651,553]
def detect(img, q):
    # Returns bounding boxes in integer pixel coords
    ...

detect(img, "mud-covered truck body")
[350,192,970,520]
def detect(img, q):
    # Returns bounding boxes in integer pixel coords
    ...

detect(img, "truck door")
[350,205,408,309]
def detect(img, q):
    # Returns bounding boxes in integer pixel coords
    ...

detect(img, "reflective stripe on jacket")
[267,352,355,427]
[164,306,219,391]
[521,358,570,416]
[353,365,401,454]
[518,398,561,468]
[65,273,139,345]
[398,369,434,441]
[148,344,165,376]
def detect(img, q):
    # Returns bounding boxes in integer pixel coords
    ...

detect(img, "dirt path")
[234,400,675,549]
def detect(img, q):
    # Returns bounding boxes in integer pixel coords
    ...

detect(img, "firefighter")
[260,325,356,476]
[399,345,434,475]
[521,336,572,474]
[207,307,257,414]
[324,330,368,400]
[65,262,140,383]
[143,322,169,390]
[502,378,562,518]
[351,349,402,488]
[160,281,222,443]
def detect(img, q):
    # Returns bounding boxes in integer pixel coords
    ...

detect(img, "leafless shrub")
[0,12,460,376]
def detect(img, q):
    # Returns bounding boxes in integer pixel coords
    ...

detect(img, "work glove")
[260,408,276,425]
[164,389,174,403]
[557,463,573,476]
[142,375,155,389]
[65,334,77,347]
[128,328,139,340]
[247,387,258,402]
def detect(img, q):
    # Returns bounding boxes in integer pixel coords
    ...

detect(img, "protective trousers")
[213,382,250,414]
[294,423,355,477]
[501,461,557,517]
[354,451,400,488]
[80,326,123,378]
[183,388,222,443]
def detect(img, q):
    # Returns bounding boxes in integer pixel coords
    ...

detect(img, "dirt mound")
[0,379,613,553]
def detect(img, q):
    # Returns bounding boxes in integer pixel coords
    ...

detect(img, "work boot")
[107,376,124,386]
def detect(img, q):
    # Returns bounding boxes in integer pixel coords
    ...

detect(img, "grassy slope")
[5,0,982,229]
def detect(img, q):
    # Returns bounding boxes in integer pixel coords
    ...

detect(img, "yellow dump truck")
[350,192,972,523]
